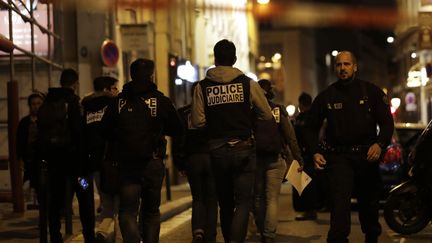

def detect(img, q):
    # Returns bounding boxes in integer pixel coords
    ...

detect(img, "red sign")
[100,40,119,67]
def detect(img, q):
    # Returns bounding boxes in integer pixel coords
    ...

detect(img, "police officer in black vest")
[304,51,394,243]
[102,59,183,243]
[191,39,272,243]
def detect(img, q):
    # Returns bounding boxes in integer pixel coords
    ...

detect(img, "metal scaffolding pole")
[7,0,24,214]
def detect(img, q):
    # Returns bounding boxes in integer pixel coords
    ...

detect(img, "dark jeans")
[186,153,218,242]
[46,170,95,243]
[210,140,256,243]
[118,158,165,243]
[325,153,382,243]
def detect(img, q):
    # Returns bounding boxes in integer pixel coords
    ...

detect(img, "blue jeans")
[210,140,256,243]
[118,158,165,243]
[254,154,286,239]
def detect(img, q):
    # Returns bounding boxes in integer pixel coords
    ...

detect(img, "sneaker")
[295,211,317,221]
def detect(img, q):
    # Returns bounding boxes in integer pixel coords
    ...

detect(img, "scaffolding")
[0,0,63,214]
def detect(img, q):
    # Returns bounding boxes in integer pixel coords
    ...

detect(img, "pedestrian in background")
[37,68,95,243]
[81,76,120,242]
[292,92,320,221]
[174,82,218,243]
[17,92,45,202]
[191,39,273,243]
[304,51,394,243]
[253,79,303,243]
[102,58,183,243]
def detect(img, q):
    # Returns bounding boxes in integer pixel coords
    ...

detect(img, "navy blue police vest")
[200,75,252,139]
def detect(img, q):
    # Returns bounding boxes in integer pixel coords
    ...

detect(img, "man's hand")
[313,153,327,170]
[367,143,382,162]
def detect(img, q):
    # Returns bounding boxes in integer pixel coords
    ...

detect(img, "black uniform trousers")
[186,152,218,242]
[46,162,95,243]
[325,152,382,243]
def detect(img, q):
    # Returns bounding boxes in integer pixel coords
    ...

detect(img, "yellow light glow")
[257,0,270,5]
[286,105,296,117]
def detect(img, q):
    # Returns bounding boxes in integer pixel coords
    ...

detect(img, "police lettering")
[272,107,280,123]
[206,83,244,106]
[144,98,157,117]
[86,106,107,124]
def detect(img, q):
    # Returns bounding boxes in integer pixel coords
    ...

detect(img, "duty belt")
[320,144,370,153]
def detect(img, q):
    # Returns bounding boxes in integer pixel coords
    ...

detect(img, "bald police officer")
[305,51,394,243]
[192,39,272,243]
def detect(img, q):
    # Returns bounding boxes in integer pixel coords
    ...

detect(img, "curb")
[65,195,192,242]
[160,196,192,222]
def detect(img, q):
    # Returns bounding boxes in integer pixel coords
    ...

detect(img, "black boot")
[261,236,275,243]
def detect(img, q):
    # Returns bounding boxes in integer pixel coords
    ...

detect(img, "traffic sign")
[100,39,119,67]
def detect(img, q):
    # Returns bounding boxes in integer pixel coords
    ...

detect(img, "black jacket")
[102,80,183,167]
[37,87,85,175]
[305,78,394,154]
[172,104,209,170]
[82,91,114,171]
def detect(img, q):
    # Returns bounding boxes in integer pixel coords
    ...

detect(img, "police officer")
[292,92,320,220]
[174,82,218,243]
[81,76,119,242]
[305,51,394,243]
[254,79,303,243]
[102,58,183,243]
[191,39,272,243]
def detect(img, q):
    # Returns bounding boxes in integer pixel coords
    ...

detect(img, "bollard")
[165,167,171,201]
[64,178,73,235]
[38,160,48,243]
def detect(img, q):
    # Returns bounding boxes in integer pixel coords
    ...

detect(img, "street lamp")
[387,36,394,44]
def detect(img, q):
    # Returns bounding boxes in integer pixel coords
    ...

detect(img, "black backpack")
[254,115,283,154]
[116,95,163,161]
[37,98,72,148]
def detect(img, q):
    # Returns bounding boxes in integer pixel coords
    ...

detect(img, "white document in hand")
[286,160,312,196]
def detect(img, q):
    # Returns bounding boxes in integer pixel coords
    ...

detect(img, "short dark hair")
[93,76,118,91]
[214,39,236,66]
[60,68,78,87]
[130,58,155,81]
[258,79,271,93]
[27,92,45,106]
[298,92,312,107]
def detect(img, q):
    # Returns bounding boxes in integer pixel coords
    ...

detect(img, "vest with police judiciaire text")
[200,75,252,139]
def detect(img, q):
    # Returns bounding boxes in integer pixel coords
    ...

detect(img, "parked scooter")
[384,121,432,234]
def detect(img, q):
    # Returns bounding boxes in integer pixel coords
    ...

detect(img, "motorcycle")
[384,121,432,235]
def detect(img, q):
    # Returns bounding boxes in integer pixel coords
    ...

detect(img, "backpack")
[37,98,72,148]
[254,115,282,154]
[116,96,163,161]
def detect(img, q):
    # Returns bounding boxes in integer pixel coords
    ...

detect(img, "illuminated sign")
[0,2,51,56]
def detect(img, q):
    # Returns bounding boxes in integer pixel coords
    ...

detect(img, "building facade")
[0,0,259,206]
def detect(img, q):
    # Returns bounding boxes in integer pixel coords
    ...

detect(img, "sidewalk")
[0,183,192,243]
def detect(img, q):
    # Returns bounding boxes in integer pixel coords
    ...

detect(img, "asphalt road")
[159,184,432,243]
